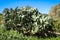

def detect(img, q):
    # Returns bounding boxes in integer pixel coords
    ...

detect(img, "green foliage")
[0,14,4,25]
[0,25,25,40]
[0,25,60,40]
[4,6,55,37]
[53,19,60,32]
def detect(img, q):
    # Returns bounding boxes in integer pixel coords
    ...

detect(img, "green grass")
[0,25,60,40]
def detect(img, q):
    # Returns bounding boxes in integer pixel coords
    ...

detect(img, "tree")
[49,3,60,19]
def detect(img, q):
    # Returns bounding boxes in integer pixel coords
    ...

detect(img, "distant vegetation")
[49,3,60,19]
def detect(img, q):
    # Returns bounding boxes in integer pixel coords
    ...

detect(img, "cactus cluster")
[3,6,54,37]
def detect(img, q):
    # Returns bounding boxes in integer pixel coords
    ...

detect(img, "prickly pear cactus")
[4,6,54,37]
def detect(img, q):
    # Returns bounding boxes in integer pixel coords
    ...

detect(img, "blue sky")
[0,0,60,14]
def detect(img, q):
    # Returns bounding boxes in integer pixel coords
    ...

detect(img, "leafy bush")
[3,6,55,37]
[53,19,60,32]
